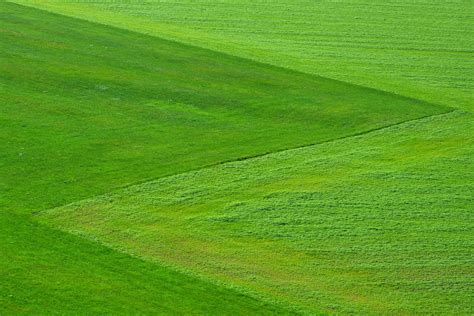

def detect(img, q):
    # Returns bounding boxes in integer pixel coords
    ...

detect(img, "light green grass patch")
[40,111,474,314]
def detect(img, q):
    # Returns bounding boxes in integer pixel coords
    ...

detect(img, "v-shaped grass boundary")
[37,110,473,314]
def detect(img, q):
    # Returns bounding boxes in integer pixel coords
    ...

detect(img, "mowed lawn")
[40,110,474,314]
[1,212,291,314]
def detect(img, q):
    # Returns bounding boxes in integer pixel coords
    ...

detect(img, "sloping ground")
[1,2,444,214]
[0,2,451,314]
[11,0,473,110]
[40,110,474,314]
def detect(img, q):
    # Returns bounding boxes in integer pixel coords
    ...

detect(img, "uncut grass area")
[40,111,474,314]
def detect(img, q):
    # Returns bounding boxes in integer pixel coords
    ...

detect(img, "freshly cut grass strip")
[0,2,447,213]
[42,111,474,314]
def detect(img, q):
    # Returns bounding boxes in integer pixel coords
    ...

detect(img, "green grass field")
[1,0,473,314]
[1,212,289,314]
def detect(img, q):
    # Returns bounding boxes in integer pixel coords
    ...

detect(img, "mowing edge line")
[5,0,454,108]
[32,108,458,216]
[111,109,458,190]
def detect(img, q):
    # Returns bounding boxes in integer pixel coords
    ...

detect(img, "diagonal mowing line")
[4,0,458,104]
[32,108,457,216]
[111,109,457,189]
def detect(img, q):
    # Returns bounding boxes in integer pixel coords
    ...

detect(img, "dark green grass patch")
[0,2,447,213]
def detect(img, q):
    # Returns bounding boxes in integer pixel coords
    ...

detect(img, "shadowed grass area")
[0,2,446,213]
[41,111,474,314]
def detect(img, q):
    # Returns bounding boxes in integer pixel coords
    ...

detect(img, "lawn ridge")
[36,108,458,216]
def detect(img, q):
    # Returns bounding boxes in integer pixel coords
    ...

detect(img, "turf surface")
[1,2,447,313]
[1,213,290,314]
[1,0,472,314]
